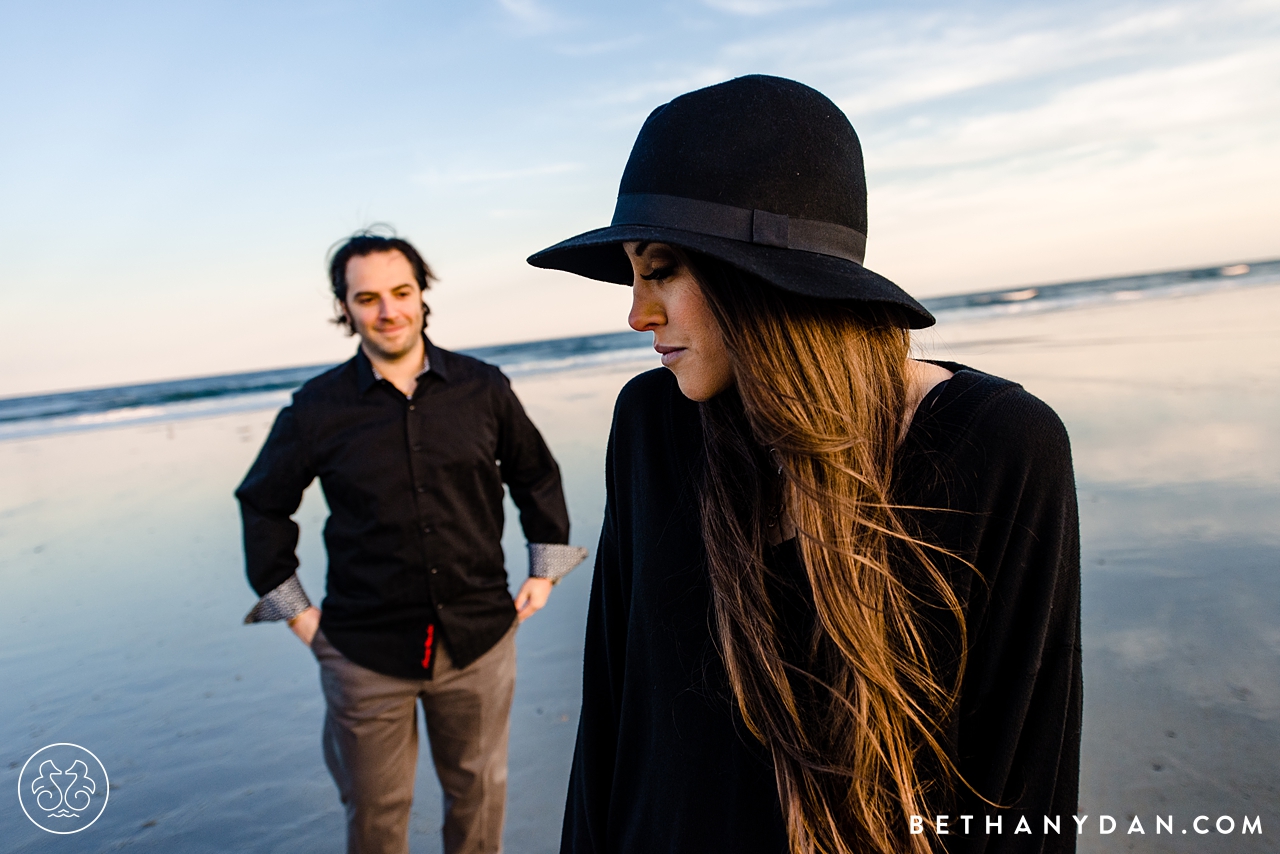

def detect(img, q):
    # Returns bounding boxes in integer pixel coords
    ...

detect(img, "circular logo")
[17,743,109,834]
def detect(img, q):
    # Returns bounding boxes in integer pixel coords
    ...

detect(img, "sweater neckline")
[898,364,1016,459]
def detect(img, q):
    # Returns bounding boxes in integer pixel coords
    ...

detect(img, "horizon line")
[3,255,1277,404]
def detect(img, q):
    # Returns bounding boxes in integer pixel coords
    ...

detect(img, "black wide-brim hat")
[528,74,934,329]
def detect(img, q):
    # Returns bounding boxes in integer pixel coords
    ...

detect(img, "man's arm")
[235,405,320,641]
[492,373,587,616]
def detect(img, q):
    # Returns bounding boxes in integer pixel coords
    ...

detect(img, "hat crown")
[618,75,867,234]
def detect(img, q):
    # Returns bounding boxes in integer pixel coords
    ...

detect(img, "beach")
[917,280,1280,852]
[2,278,1278,852]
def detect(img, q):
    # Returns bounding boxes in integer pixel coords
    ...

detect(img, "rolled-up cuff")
[528,543,588,585]
[243,573,313,624]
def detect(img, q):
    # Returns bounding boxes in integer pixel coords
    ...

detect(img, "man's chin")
[362,334,421,362]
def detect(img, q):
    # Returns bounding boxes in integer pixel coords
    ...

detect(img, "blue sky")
[1,0,1278,395]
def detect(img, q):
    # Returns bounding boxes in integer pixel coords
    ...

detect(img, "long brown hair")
[689,250,966,854]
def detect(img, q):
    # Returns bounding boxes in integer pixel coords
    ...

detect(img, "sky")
[1,0,1278,397]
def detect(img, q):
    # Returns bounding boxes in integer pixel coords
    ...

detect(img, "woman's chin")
[671,369,732,402]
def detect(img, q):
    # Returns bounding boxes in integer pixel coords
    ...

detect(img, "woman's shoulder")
[609,368,702,464]
[617,366,680,405]
[922,363,1072,470]
[614,368,696,426]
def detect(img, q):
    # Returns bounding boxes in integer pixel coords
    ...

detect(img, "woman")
[529,76,1081,854]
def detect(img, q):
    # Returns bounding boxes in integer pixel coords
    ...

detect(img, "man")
[236,231,585,854]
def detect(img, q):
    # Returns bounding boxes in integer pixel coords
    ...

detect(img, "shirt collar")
[355,335,448,395]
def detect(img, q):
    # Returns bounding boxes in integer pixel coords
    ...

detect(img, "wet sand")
[916,282,1280,852]
[1,282,1277,852]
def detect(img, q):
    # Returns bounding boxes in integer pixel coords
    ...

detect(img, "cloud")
[552,35,644,57]
[577,68,735,110]
[497,0,558,32]
[866,47,1280,173]
[412,162,583,186]
[716,1,1271,119]
[703,0,827,15]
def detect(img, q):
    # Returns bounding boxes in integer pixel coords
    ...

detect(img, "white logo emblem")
[17,743,110,834]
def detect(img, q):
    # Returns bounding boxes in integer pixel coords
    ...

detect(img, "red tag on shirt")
[422,624,435,669]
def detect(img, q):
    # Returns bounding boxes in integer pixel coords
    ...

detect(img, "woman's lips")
[655,344,685,367]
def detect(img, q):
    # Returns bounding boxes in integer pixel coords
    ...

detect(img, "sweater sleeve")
[560,399,631,854]
[948,390,1083,854]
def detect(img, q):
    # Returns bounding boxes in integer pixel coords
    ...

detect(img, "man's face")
[343,250,425,361]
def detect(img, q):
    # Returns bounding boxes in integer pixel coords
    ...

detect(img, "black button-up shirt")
[236,337,572,677]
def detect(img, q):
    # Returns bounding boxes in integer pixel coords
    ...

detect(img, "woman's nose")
[628,282,664,332]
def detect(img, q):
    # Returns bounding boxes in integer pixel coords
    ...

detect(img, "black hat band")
[611,193,867,265]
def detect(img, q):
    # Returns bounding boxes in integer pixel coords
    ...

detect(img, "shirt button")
[430,567,438,574]
[437,603,444,610]
[408,404,415,411]
[422,525,432,533]
[417,486,425,493]
[412,443,422,452]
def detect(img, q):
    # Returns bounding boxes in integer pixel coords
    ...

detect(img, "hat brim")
[528,224,934,329]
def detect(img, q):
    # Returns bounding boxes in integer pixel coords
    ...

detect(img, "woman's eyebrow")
[632,240,651,256]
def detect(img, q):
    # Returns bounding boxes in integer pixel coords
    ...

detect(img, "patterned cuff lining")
[528,543,588,585]
[243,573,313,624]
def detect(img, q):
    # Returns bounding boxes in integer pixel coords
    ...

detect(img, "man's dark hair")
[328,228,436,334]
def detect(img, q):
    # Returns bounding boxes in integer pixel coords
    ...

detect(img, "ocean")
[2,258,1275,441]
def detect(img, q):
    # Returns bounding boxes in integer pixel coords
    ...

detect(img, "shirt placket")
[404,386,442,616]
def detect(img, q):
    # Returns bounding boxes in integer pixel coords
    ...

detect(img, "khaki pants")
[312,624,517,854]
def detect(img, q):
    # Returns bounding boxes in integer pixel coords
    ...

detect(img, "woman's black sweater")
[561,365,1082,854]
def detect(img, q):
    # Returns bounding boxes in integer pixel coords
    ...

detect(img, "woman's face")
[624,241,734,401]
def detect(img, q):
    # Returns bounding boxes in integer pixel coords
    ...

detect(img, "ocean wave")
[2,259,1275,439]
[923,259,1278,320]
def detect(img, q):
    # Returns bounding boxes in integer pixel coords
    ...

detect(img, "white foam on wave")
[3,260,1277,441]
[0,391,293,441]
